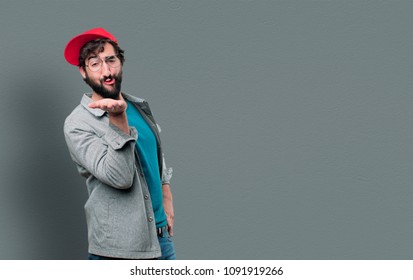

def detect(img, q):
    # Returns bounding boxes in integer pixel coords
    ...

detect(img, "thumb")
[168,224,174,237]
[88,102,98,108]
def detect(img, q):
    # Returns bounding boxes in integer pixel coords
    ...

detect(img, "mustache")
[100,74,116,82]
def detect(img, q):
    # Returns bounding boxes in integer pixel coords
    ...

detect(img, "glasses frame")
[86,55,121,72]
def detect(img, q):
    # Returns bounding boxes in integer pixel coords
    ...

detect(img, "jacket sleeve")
[161,153,173,185]
[155,124,173,185]
[64,119,137,189]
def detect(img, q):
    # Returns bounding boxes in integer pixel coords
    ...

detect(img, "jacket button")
[148,217,153,222]
[144,194,149,200]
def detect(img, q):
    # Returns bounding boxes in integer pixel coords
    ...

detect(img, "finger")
[168,223,174,237]
[167,216,174,236]
[89,100,108,109]
[88,102,98,108]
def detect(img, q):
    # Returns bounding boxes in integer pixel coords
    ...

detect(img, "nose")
[101,60,111,76]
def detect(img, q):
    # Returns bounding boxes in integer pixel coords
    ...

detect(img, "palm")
[88,98,127,115]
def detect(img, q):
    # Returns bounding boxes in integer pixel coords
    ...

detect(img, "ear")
[78,67,86,79]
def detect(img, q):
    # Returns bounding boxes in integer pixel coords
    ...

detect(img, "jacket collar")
[80,93,106,117]
[122,92,146,104]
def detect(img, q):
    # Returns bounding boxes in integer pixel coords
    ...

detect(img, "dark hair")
[78,38,125,69]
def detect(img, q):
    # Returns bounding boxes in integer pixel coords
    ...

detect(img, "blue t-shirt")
[126,100,167,228]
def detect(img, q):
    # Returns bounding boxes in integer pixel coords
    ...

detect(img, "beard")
[84,71,123,99]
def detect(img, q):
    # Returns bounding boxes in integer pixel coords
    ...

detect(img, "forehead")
[87,42,116,59]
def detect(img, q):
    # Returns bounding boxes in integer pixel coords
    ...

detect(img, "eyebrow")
[87,55,98,61]
[87,54,116,61]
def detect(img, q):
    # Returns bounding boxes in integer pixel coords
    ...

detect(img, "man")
[63,27,176,260]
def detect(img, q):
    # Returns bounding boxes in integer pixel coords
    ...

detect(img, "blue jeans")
[88,229,176,260]
[157,227,176,260]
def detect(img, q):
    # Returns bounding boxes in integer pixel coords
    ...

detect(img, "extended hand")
[88,99,127,115]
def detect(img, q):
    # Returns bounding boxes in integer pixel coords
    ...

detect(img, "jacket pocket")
[85,196,112,246]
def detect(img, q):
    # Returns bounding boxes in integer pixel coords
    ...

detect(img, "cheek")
[88,73,103,83]
[113,67,122,76]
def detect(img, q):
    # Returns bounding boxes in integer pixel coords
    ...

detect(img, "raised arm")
[64,99,137,189]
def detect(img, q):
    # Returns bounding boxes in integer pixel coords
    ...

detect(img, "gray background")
[0,0,412,259]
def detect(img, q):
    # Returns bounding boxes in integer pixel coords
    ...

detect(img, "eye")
[88,60,100,67]
[106,57,117,64]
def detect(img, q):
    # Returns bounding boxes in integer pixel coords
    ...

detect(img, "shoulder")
[64,104,100,134]
[64,104,82,126]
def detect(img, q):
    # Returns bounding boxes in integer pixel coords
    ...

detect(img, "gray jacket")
[63,92,172,259]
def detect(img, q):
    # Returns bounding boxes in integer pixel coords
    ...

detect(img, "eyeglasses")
[86,55,121,72]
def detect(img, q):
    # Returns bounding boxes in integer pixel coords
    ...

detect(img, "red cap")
[64,27,118,66]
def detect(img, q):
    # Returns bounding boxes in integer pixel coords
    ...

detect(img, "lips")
[103,77,115,85]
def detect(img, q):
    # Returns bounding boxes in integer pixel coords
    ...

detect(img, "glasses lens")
[106,56,120,68]
[88,58,102,72]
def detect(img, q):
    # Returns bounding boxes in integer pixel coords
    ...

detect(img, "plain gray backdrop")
[1,0,412,259]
